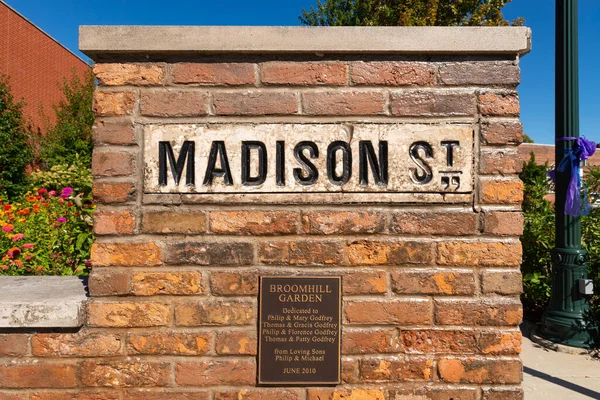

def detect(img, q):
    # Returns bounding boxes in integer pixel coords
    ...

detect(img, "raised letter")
[293,141,319,185]
[158,141,195,186]
[276,141,285,186]
[359,141,388,186]
[409,141,433,184]
[327,141,352,186]
[441,141,459,167]
[203,141,233,186]
[241,141,267,186]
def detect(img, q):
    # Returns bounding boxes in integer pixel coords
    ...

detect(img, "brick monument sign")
[0,26,530,399]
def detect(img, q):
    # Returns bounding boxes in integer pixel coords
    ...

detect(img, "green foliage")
[29,157,93,198]
[300,0,523,26]
[39,69,95,168]
[520,154,555,317]
[0,187,95,276]
[0,76,34,200]
[523,133,534,143]
[520,153,600,320]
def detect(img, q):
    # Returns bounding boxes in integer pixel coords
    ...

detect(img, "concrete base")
[0,276,88,328]
[528,322,591,355]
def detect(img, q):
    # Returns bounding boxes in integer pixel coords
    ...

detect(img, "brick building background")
[0,0,90,132]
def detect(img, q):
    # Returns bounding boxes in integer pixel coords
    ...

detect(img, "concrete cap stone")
[79,26,531,59]
[0,276,88,328]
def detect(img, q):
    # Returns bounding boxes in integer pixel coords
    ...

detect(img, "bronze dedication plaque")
[258,276,341,385]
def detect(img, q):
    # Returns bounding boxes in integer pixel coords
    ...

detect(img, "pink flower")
[48,190,57,197]
[2,225,14,233]
[60,187,73,199]
[85,260,92,268]
[23,243,34,249]
[11,233,24,242]
[56,217,66,223]
[7,247,20,259]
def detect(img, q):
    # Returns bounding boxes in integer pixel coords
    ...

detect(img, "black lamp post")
[539,0,599,348]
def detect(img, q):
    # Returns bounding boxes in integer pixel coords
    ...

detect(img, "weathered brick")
[81,361,170,387]
[483,211,524,236]
[213,91,297,115]
[210,271,258,296]
[175,300,253,326]
[0,393,26,400]
[93,119,135,145]
[302,91,385,115]
[0,364,77,388]
[88,269,130,296]
[438,358,521,384]
[93,91,135,116]
[132,271,204,295]
[175,360,255,386]
[390,91,475,116]
[481,270,523,295]
[142,211,206,234]
[437,241,522,266]
[302,211,385,235]
[481,121,524,145]
[91,150,135,177]
[123,391,210,400]
[359,357,433,381]
[343,271,387,294]
[259,240,344,265]
[388,387,478,400]
[391,270,475,295]
[216,389,304,400]
[342,329,399,354]
[482,387,524,400]
[94,63,165,85]
[215,331,257,355]
[127,332,210,355]
[347,240,435,265]
[31,392,120,400]
[165,241,253,265]
[262,62,346,85]
[341,359,359,383]
[93,182,135,204]
[479,92,520,116]
[140,91,208,116]
[345,300,432,325]
[32,332,121,357]
[390,211,477,235]
[173,63,256,85]
[480,179,524,204]
[480,149,522,174]
[210,211,298,235]
[307,388,385,400]
[351,62,435,86]
[92,242,163,267]
[93,210,136,235]
[439,62,520,86]
[435,299,522,326]
[399,329,477,354]
[88,303,170,327]
[0,335,28,356]
[478,331,522,354]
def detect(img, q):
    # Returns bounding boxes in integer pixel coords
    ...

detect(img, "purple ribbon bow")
[547,137,597,216]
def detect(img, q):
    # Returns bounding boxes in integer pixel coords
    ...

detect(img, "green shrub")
[39,69,95,168]
[520,153,600,321]
[0,187,95,276]
[0,75,34,199]
[29,157,93,197]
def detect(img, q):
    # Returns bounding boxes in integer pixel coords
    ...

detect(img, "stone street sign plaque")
[258,276,341,385]
[144,124,474,196]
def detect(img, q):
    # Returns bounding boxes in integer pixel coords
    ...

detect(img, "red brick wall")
[0,56,525,399]
[0,2,90,132]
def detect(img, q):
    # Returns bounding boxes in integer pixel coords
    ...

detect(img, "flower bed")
[0,187,94,276]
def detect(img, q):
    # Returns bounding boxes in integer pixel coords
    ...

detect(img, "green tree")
[0,75,34,199]
[300,0,523,26]
[40,69,95,168]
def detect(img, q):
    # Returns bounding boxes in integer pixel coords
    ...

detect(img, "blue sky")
[4,0,600,144]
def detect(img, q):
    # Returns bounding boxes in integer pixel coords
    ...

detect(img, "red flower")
[2,224,14,233]
[3,205,11,211]
[7,247,20,259]
[37,188,47,195]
